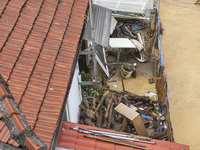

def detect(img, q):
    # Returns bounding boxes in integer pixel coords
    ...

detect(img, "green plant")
[81,71,102,98]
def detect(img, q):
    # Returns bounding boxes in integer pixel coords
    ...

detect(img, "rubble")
[78,0,173,143]
[79,89,168,139]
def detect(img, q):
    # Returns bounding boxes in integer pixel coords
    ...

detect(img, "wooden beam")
[114,103,148,137]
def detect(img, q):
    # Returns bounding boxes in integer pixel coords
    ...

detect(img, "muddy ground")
[160,1,200,149]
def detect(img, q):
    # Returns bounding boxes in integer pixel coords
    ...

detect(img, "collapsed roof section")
[0,74,46,149]
[0,0,89,149]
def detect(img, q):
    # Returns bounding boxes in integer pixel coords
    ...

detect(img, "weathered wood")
[84,118,95,126]
[134,101,143,106]
[109,89,123,95]
[120,69,125,91]
[95,91,109,112]
[104,94,113,119]
[92,98,96,110]
[117,94,123,104]
[107,102,114,129]
[114,103,139,120]
[120,118,128,132]
[121,96,131,106]
[83,98,89,109]
[124,91,151,102]
[80,111,86,119]
[113,123,122,131]
[85,110,95,120]
[102,120,108,128]
[80,104,86,111]
[132,115,148,137]
[115,103,148,137]
[112,94,118,104]
[96,113,102,128]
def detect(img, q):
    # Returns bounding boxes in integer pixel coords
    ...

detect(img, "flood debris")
[79,89,168,140]
[115,103,148,136]
[78,0,173,143]
[148,78,155,84]
[107,17,154,63]
[121,63,137,79]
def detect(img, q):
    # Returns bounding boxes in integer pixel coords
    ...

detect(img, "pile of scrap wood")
[79,89,168,140]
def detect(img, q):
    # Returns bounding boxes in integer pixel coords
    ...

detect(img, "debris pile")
[79,89,168,140]
[107,18,155,63]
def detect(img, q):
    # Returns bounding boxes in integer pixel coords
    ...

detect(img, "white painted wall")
[65,62,82,123]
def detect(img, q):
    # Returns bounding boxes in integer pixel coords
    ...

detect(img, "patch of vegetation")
[81,71,102,98]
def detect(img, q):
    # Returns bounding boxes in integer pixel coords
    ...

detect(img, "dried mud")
[160,1,200,149]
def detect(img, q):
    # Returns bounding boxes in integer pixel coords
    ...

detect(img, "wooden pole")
[120,69,125,92]
[95,91,109,112]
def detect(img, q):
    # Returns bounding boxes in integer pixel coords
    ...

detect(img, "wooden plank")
[114,103,139,120]
[120,118,128,132]
[115,103,148,137]
[132,115,148,137]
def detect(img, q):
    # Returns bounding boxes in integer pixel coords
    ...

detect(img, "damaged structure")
[0,0,190,150]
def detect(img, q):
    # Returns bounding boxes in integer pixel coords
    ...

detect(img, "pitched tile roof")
[0,0,88,149]
[0,74,46,149]
[57,122,190,150]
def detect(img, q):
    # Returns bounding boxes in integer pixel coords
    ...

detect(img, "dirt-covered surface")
[107,65,156,96]
[160,1,200,149]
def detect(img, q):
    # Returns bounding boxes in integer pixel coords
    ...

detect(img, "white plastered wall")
[65,62,82,123]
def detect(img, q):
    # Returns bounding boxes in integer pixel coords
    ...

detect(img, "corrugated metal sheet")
[93,0,152,14]
[83,4,112,47]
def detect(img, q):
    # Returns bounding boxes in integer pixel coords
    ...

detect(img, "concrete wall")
[65,62,82,123]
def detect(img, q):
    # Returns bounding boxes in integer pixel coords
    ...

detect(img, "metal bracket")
[79,51,93,55]
[79,81,99,86]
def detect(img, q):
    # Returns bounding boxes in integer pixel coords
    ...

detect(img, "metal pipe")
[84,135,149,150]
[75,128,155,144]
[87,129,152,141]
[89,0,98,85]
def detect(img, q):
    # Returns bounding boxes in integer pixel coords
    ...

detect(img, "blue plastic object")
[132,23,143,32]
[141,114,153,120]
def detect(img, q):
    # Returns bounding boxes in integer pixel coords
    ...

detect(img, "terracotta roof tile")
[0,0,8,16]
[57,122,190,150]
[114,145,134,150]
[0,0,88,149]
[96,141,115,150]
[58,142,76,149]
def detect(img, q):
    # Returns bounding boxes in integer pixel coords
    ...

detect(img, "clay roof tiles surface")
[0,0,88,149]
[57,122,190,150]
